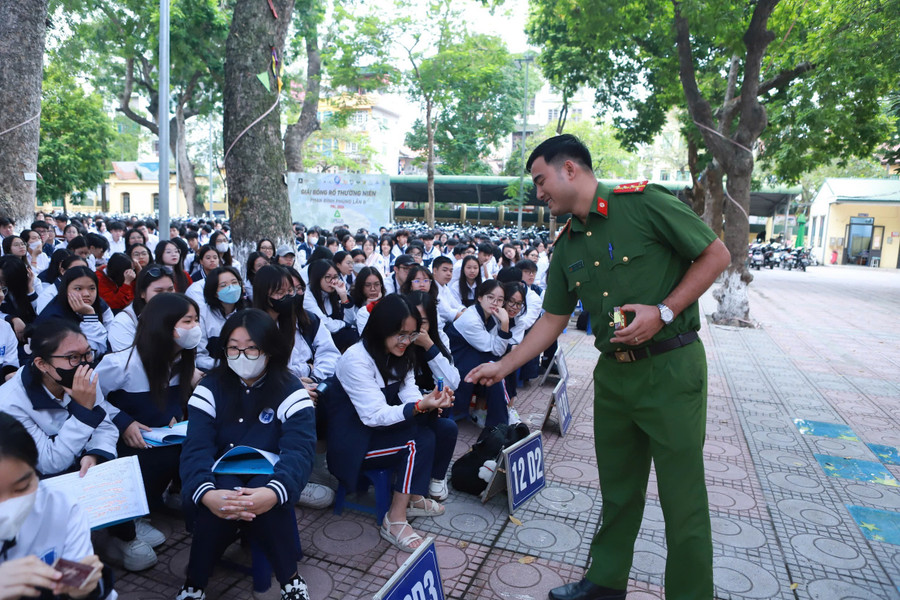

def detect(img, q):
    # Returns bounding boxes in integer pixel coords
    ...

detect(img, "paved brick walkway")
[114,265,900,599]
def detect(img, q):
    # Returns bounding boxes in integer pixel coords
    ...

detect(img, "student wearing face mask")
[252,265,338,510]
[93,293,203,571]
[178,309,316,600]
[195,267,249,371]
[0,413,114,600]
[303,259,358,353]
[0,320,117,478]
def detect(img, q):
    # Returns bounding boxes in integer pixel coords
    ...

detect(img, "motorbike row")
[748,243,814,271]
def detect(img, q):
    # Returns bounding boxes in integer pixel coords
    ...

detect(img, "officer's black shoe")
[548,579,626,600]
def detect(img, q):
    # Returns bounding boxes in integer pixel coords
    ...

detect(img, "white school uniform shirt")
[536,254,550,288]
[481,257,499,281]
[452,305,510,357]
[185,279,206,306]
[303,290,355,334]
[355,303,371,334]
[36,283,59,314]
[0,368,119,475]
[196,303,235,371]
[0,319,18,370]
[450,281,476,308]
[365,252,387,276]
[2,483,119,600]
[519,287,543,330]
[288,320,340,381]
[109,236,126,255]
[107,304,138,352]
[423,331,461,391]
[436,281,463,326]
[336,341,420,428]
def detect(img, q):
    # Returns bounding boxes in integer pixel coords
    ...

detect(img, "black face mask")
[271,295,295,315]
[52,358,98,389]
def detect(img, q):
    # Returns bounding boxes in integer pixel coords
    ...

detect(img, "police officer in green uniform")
[468,135,731,600]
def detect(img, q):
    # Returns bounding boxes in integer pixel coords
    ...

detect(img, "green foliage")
[303,117,380,173]
[37,61,114,204]
[108,115,143,162]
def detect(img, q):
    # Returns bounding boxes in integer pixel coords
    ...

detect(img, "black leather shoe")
[548,579,626,600]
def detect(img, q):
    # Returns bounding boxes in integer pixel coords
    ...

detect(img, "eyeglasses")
[323,275,340,283]
[506,300,524,309]
[131,251,150,258]
[225,346,261,360]
[49,350,94,368]
[485,295,504,305]
[394,332,420,344]
[271,291,296,301]
[364,282,382,289]
[144,266,174,277]
[411,279,431,286]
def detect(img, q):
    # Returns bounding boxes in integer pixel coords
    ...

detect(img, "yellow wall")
[820,203,900,269]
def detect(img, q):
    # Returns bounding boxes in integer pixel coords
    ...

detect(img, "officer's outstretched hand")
[610,304,665,346]
[466,361,507,387]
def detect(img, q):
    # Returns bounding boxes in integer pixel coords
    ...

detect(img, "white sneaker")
[104,536,157,571]
[135,518,166,547]
[281,575,310,600]
[429,478,449,501]
[175,586,206,600]
[296,483,335,509]
[507,407,522,425]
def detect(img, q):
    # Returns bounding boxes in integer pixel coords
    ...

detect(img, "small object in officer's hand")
[53,558,99,589]
[611,307,627,330]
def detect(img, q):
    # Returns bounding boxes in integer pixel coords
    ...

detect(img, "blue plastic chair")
[219,517,302,593]
[333,468,393,525]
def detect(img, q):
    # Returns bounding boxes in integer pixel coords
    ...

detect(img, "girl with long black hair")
[452,255,481,308]
[35,254,86,314]
[35,266,113,357]
[96,252,136,313]
[196,266,249,371]
[0,256,38,350]
[155,240,192,293]
[303,259,358,352]
[107,266,176,352]
[93,293,202,571]
[349,266,384,334]
[325,295,456,552]
[178,309,315,600]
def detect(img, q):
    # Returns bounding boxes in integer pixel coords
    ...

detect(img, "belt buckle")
[614,350,635,363]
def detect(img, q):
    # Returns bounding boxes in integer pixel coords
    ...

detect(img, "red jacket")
[96,265,134,310]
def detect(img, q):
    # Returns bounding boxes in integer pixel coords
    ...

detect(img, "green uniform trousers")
[585,339,713,599]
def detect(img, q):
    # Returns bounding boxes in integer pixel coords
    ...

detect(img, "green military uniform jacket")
[541,181,718,354]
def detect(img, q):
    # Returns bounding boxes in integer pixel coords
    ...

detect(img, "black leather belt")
[604,331,699,363]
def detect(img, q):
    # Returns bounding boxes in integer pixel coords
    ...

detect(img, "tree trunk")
[0,0,48,225]
[284,34,321,172]
[702,163,724,238]
[170,108,204,216]
[224,0,295,260]
[711,163,754,325]
[425,99,435,227]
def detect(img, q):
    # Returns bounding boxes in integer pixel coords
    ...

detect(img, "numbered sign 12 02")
[373,537,444,600]
[503,431,546,513]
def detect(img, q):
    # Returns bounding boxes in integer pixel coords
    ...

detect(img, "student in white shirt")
[107,267,176,353]
[0,413,113,600]
[326,295,455,552]
[195,266,249,371]
[349,267,385,335]
[431,256,464,326]
[303,259,358,352]
[451,255,481,308]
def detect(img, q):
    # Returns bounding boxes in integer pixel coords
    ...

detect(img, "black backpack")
[450,422,530,495]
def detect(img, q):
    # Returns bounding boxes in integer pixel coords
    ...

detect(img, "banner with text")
[287,173,391,232]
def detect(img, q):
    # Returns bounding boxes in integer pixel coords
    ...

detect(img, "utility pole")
[158,0,170,240]
[515,56,533,240]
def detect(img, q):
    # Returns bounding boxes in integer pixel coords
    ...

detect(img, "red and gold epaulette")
[613,180,648,194]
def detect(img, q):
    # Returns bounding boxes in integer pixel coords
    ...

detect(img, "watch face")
[659,305,674,323]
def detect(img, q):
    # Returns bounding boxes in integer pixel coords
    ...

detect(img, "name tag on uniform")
[567,260,584,273]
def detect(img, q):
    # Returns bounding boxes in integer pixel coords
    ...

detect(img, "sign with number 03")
[504,431,546,513]
[373,537,444,600]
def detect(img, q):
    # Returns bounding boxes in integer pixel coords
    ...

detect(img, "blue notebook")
[142,421,189,446]
[212,446,280,475]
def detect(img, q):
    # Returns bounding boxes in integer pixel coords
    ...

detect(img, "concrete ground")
[113,264,900,599]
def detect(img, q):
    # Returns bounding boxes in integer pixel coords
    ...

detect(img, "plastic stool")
[333,468,393,525]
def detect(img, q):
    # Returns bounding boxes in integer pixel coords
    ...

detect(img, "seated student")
[326,295,456,552]
[0,256,39,355]
[154,241,192,293]
[85,233,110,271]
[251,266,337,509]
[36,254,85,316]
[514,258,552,379]
[35,267,113,358]
[96,253,136,313]
[244,251,270,301]
[107,266,176,352]
[499,281,529,424]
[303,259,358,353]
[451,255,481,308]
[349,266,384,335]
[431,256,464,326]
[0,320,118,477]
[37,249,72,286]
[189,245,220,283]
[445,280,511,428]
[126,243,152,278]
[22,229,51,275]
[399,265,437,304]
[94,293,202,571]
[0,413,113,600]
[207,231,233,268]
[383,253,414,295]
[195,266,249,371]
[178,309,315,600]
[332,250,354,289]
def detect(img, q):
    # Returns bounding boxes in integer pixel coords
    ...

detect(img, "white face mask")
[174,325,202,349]
[216,242,229,253]
[28,241,42,251]
[352,263,365,274]
[228,353,267,380]
[0,490,37,541]
[307,237,318,246]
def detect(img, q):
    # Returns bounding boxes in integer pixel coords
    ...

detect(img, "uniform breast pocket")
[608,242,648,272]
[567,268,590,295]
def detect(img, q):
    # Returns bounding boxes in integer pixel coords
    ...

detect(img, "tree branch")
[738,0,779,136]
[118,58,158,134]
[672,2,720,152]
